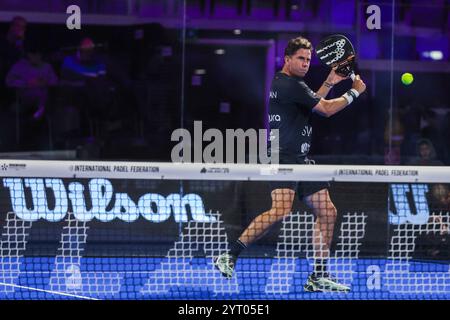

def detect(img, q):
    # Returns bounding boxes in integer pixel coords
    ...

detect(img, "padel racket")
[316,34,356,81]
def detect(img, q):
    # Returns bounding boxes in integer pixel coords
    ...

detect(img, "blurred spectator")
[415,213,450,259]
[6,39,58,119]
[429,183,450,244]
[60,37,106,84]
[400,103,422,159]
[406,138,443,166]
[414,184,450,260]
[0,16,27,72]
[430,184,450,211]
[420,109,446,161]
[0,16,28,108]
[0,16,28,150]
[412,142,449,260]
[5,39,57,150]
[60,37,114,139]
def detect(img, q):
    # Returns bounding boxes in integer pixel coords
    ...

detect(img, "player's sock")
[313,259,329,278]
[229,239,247,258]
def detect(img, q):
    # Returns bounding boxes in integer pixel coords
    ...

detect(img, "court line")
[0,282,99,300]
[9,272,342,274]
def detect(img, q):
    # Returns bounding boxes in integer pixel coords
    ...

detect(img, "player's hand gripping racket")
[316,34,356,81]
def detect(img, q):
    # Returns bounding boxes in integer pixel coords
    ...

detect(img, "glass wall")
[0,0,448,164]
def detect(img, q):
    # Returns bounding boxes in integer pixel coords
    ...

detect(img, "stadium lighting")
[422,50,443,60]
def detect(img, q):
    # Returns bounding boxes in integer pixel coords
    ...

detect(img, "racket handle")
[350,73,356,81]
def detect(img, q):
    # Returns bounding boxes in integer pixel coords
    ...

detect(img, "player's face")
[286,49,311,77]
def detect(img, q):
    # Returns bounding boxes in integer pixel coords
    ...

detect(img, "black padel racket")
[316,34,356,81]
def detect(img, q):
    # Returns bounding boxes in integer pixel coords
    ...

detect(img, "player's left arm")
[315,68,347,98]
[313,75,366,117]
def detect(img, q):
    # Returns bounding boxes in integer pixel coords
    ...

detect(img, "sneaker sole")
[303,282,350,293]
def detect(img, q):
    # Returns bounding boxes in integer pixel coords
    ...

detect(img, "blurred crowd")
[0,17,449,167]
[0,17,179,158]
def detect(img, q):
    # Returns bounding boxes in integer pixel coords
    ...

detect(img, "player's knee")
[317,204,337,221]
[327,205,337,220]
[269,206,291,222]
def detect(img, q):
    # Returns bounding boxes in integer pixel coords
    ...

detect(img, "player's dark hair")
[284,37,313,57]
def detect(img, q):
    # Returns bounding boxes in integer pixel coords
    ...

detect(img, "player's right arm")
[313,75,366,118]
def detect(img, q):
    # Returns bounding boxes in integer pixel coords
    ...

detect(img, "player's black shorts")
[269,155,330,200]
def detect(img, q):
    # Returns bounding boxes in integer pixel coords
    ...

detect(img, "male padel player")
[214,37,366,292]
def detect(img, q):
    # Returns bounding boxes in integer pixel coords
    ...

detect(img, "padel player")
[215,37,366,292]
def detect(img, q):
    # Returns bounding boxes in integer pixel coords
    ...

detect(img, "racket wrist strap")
[343,89,360,105]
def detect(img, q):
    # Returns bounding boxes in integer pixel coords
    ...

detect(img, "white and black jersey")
[268,72,328,199]
[268,72,321,163]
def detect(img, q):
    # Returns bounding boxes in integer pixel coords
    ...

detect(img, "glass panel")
[0,0,184,160]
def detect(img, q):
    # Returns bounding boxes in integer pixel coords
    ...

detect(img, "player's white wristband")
[343,89,360,105]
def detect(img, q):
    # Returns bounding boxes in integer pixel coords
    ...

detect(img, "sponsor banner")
[0,173,447,258]
[200,167,230,174]
[334,167,420,180]
[1,163,27,172]
[71,164,160,174]
[0,177,388,256]
[0,160,450,182]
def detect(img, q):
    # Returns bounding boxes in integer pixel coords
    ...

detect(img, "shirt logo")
[269,114,281,122]
[269,91,278,99]
[301,126,312,137]
[301,143,310,154]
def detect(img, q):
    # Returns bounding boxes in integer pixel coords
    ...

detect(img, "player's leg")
[303,188,350,292]
[305,188,336,270]
[238,188,295,245]
[214,188,295,279]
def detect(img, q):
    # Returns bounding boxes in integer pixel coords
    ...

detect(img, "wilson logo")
[3,178,216,223]
[388,184,429,225]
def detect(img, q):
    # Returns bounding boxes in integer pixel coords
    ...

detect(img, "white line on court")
[0,282,100,300]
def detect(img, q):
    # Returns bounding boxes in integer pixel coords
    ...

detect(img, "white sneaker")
[213,253,236,279]
[304,274,350,292]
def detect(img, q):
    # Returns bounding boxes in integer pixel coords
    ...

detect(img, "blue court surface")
[0,257,449,300]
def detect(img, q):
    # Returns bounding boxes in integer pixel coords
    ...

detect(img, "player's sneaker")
[213,253,236,279]
[303,274,350,292]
